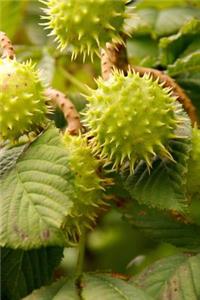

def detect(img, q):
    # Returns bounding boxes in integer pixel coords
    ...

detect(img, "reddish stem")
[45,88,81,135]
[101,42,128,81]
[0,32,15,59]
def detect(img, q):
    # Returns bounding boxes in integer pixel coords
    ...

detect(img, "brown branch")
[101,42,198,126]
[101,42,129,80]
[45,88,81,135]
[0,31,15,59]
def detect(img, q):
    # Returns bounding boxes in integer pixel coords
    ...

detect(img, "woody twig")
[0,31,15,59]
[45,88,81,135]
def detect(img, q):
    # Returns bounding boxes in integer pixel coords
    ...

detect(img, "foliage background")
[0,0,200,299]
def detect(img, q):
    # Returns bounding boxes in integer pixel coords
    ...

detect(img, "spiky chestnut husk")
[41,0,128,60]
[187,127,200,195]
[83,71,186,173]
[62,133,105,240]
[0,58,49,142]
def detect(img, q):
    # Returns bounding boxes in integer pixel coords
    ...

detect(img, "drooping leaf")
[159,18,200,65]
[1,246,63,300]
[0,127,74,249]
[123,201,200,249]
[133,253,200,299]
[124,137,191,212]
[24,273,153,300]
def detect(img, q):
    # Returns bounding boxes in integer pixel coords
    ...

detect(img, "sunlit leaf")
[133,253,200,299]
[24,273,153,300]
[0,128,74,249]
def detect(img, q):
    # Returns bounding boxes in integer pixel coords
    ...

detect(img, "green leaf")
[81,273,153,300]
[128,8,158,37]
[0,144,27,177]
[167,51,200,76]
[1,246,63,300]
[155,8,200,38]
[179,38,200,57]
[0,0,26,38]
[0,127,74,249]
[123,201,200,249]
[124,137,191,212]
[38,49,55,86]
[159,18,200,65]
[135,0,200,10]
[188,194,200,225]
[133,253,200,299]
[130,7,200,38]
[176,72,200,119]
[23,277,79,300]
[24,273,153,300]
[127,36,159,67]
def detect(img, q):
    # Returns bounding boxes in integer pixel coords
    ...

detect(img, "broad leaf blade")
[136,0,200,9]
[23,277,79,300]
[124,201,200,249]
[1,246,63,300]
[0,0,25,38]
[159,18,200,65]
[127,36,159,67]
[155,8,200,38]
[176,72,200,119]
[0,144,27,177]
[124,138,191,212]
[133,253,200,299]
[82,273,153,300]
[0,128,74,249]
[167,51,200,76]
[38,49,55,86]
[24,273,153,300]
[130,6,200,38]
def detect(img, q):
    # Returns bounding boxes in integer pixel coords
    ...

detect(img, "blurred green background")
[0,0,199,277]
